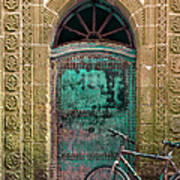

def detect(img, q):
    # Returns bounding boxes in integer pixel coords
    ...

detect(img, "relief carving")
[5,74,18,91]
[23,99,31,113]
[23,114,32,140]
[170,55,180,73]
[4,14,19,32]
[5,172,20,180]
[23,46,32,64]
[5,34,19,52]
[5,54,19,72]
[5,152,20,170]
[171,16,180,33]
[5,95,18,111]
[157,5,167,44]
[169,76,180,93]
[171,36,180,54]
[23,26,33,44]
[157,46,166,64]
[5,114,19,130]
[157,66,166,87]
[5,133,19,151]
[23,66,31,84]
[171,0,180,12]
[4,0,19,11]
[169,95,180,113]
[170,115,180,133]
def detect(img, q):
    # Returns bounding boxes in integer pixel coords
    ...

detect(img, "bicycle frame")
[113,146,180,180]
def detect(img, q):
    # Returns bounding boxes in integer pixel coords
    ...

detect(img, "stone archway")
[49,0,140,179]
[1,0,180,179]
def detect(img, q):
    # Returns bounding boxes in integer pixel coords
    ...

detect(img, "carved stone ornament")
[4,0,19,11]
[5,133,19,151]
[157,46,166,64]
[5,74,18,91]
[23,66,31,84]
[23,46,32,64]
[171,16,180,33]
[171,0,180,12]
[4,14,19,32]
[170,55,180,73]
[171,36,180,54]
[5,152,20,170]
[5,172,20,180]
[23,99,31,113]
[5,95,18,111]
[5,54,18,72]
[23,114,31,139]
[5,114,19,130]
[170,115,180,133]
[169,76,180,93]
[5,34,19,52]
[169,95,180,113]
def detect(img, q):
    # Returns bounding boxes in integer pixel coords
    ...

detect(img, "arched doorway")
[50,0,136,179]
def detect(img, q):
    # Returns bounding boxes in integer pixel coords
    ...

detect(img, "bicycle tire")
[170,173,180,180]
[84,165,130,180]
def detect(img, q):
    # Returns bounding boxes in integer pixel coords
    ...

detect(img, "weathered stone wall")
[0,0,179,179]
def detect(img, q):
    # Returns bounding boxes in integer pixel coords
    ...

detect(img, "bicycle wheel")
[170,173,180,180]
[84,165,130,180]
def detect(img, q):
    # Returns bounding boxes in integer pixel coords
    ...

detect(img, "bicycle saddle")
[162,140,180,148]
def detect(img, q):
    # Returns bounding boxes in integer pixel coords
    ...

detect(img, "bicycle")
[84,128,180,180]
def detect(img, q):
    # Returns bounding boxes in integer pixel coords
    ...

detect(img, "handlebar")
[107,128,135,144]
[162,140,180,148]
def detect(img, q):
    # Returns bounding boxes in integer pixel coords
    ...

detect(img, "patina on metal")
[50,42,136,180]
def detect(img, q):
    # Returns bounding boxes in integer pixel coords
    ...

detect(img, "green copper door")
[51,43,136,179]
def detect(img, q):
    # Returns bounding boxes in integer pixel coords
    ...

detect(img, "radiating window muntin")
[52,0,135,48]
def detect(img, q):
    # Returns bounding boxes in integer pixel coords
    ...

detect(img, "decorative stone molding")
[5,114,19,130]
[4,0,19,11]
[169,76,180,93]
[4,14,19,32]
[22,0,33,179]
[5,95,18,111]
[171,16,180,33]
[170,115,180,133]
[5,152,21,170]
[169,95,180,113]
[5,34,19,52]
[171,0,180,12]
[5,54,19,72]
[5,171,21,180]
[3,0,21,179]
[171,36,180,54]
[157,46,167,64]
[5,132,19,151]
[5,74,18,91]
[156,0,168,126]
[170,55,180,73]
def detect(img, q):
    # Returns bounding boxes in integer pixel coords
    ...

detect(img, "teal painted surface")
[56,53,136,179]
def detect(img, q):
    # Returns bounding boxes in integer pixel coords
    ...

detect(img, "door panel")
[55,54,136,179]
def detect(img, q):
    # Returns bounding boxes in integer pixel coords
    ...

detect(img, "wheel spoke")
[64,25,87,37]
[102,26,127,37]
[76,12,90,34]
[98,12,113,34]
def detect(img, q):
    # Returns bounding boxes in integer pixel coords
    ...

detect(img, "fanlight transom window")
[52,0,135,48]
